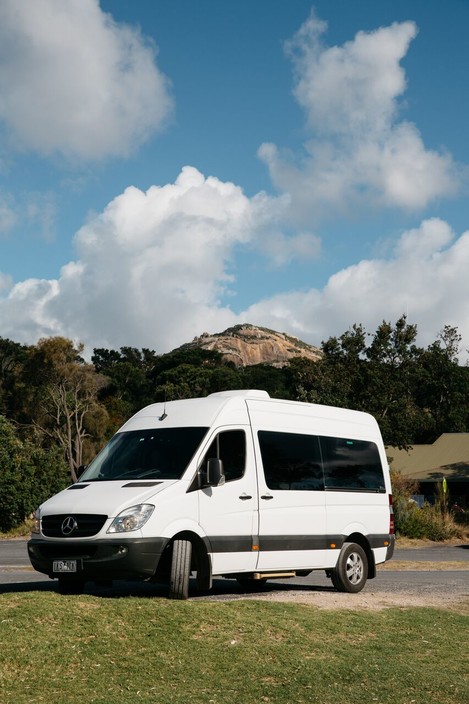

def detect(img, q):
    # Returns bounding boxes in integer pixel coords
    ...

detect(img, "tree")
[28,338,109,481]
[92,346,159,429]
[413,326,469,442]
[362,316,425,448]
[288,324,367,409]
[0,337,30,420]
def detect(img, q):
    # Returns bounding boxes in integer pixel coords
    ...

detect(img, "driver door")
[197,428,259,574]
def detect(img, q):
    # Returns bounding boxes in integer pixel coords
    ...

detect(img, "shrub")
[453,508,469,526]
[0,416,69,532]
[390,468,418,534]
[395,501,460,540]
[390,468,461,540]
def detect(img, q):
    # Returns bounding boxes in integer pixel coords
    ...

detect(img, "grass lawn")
[1,594,468,704]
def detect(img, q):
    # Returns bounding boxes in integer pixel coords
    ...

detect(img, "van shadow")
[0,576,334,600]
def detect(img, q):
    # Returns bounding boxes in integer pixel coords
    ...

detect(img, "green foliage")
[391,468,460,540]
[390,468,419,534]
[288,315,469,449]
[0,416,69,531]
[0,337,30,420]
[453,507,469,526]
[396,503,460,541]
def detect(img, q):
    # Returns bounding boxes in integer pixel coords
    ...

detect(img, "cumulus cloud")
[259,230,321,268]
[0,0,173,160]
[0,167,284,352]
[241,218,469,357]
[1,181,468,358]
[259,11,460,219]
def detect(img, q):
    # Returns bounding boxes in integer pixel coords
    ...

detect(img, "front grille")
[42,514,107,538]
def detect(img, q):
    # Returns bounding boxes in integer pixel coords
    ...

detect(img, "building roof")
[387,433,469,482]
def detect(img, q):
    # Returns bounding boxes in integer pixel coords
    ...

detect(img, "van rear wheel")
[169,539,192,600]
[331,542,368,593]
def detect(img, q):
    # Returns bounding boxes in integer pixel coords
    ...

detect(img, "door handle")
[261,494,274,500]
[239,493,252,500]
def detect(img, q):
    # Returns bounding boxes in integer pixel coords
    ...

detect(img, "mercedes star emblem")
[61,516,78,536]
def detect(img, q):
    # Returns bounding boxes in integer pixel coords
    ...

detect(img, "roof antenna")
[159,387,168,421]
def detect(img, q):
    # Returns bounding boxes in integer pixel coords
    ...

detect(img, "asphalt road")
[0,539,468,600]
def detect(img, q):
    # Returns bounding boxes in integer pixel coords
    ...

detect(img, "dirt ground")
[237,569,469,613]
[251,589,469,612]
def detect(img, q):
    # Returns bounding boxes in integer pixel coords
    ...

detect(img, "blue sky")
[1,0,469,358]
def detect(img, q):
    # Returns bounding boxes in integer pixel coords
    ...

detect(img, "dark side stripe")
[206,534,391,553]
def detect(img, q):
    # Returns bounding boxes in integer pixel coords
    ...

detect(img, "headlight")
[107,504,154,534]
[31,510,41,534]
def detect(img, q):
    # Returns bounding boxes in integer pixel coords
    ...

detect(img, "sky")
[1,0,469,360]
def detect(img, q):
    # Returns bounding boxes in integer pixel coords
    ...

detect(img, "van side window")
[258,431,324,491]
[202,430,246,482]
[320,436,385,492]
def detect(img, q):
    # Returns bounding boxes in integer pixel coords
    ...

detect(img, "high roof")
[387,434,469,482]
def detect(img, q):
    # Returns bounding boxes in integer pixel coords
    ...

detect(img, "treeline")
[1,316,468,530]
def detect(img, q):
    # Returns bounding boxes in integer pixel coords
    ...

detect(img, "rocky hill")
[181,324,322,368]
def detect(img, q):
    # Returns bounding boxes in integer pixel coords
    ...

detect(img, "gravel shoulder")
[241,587,469,613]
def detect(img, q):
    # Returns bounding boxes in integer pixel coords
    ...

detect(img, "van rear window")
[320,436,385,492]
[80,427,208,481]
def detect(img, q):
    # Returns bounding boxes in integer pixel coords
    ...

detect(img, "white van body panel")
[42,480,178,520]
[28,390,394,594]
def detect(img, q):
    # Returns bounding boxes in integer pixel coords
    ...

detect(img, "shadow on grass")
[0,575,335,600]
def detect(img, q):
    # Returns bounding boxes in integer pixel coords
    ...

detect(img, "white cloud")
[241,218,469,358]
[259,11,460,219]
[0,0,173,160]
[0,167,283,352]
[259,230,321,268]
[1,177,468,359]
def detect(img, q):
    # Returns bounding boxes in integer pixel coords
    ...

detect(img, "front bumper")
[27,537,168,582]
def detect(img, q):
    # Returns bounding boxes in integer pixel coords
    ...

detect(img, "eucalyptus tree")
[27,337,109,481]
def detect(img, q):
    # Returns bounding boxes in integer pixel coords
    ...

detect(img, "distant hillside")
[179,324,322,368]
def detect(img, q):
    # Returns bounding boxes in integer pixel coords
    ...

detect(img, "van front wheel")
[331,542,368,593]
[169,539,192,600]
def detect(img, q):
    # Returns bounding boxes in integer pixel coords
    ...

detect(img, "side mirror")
[206,458,225,487]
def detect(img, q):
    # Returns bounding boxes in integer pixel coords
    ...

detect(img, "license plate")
[53,560,78,573]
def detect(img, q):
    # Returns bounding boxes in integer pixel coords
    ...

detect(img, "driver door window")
[201,430,246,482]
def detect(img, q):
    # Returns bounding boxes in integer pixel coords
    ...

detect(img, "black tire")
[169,539,192,600]
[330,542,368,593]
[57,578,85,595]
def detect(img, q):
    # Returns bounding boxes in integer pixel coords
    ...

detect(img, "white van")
[28,390,395,598]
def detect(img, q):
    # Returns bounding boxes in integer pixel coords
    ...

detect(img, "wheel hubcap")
[345,552,363,584]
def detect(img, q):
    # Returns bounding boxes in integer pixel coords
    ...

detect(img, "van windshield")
[80,427,209,482]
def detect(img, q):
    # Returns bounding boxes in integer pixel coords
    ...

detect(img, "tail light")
[389,494,395,534]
